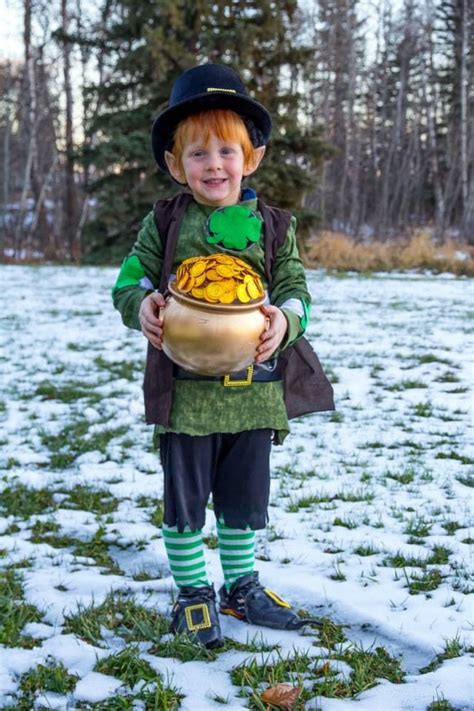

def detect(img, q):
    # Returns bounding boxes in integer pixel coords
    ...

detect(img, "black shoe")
[170,584,224,649]
[219,572,320,631]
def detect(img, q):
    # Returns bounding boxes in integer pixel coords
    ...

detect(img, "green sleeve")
[112,211,164,331]
[270,215,311,350]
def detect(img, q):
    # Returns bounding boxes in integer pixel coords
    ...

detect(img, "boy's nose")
[205,152,222,171]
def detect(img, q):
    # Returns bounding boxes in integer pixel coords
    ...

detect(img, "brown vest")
[143,193,335,426]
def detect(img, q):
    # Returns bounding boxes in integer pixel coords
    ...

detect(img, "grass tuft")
[64,591,168,645]
[94,645,156,686]
[0,484,56,519]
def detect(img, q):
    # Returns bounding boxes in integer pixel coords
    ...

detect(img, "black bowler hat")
[151,63,272,173]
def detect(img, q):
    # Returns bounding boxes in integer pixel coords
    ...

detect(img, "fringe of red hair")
[171,110,255,170]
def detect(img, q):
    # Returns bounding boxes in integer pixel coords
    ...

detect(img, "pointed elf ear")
[165,151,186,184]
[243,145,266,176]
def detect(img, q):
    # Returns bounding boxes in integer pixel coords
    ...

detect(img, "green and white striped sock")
[216,519,256,591]
[162,525,210,588]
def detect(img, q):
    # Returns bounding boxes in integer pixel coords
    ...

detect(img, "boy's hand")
[256,305,288,363]
[139,292,166,349]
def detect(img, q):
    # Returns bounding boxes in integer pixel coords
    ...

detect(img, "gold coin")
[236,284,250,303]
[219,291,236,304]
[206,283,224,300]
[194,272,206,286]
[221,279,236,293]
[190,261,206,277]
[191,287,205,299]
[206,269,221,281]
[180,275,195,293]
[247,279,260,300]
[215,254,234,264]
[177,274,189,291]
[216,264,234,278]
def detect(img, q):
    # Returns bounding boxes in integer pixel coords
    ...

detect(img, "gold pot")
[161,281,268,375]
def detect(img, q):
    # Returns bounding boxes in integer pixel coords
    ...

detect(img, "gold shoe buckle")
[184,603,212,631]
[223,365,254,387]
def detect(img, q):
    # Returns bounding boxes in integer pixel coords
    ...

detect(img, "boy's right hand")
[139,292,166,349]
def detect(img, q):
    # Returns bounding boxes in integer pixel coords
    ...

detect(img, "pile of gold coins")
[174,253,265,305]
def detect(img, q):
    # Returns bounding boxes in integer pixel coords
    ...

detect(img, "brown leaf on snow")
[260,683,302,709]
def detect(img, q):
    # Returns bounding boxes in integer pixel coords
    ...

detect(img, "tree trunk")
[62,0,78,261]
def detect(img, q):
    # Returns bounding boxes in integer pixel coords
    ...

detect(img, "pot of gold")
[161,253,268,376]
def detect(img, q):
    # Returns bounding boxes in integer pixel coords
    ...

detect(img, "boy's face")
[166,134,260,207]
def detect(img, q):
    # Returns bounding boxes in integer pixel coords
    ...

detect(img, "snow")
[0,265,473,710]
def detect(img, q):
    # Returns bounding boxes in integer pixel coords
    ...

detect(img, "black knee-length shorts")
[159,429,272,533]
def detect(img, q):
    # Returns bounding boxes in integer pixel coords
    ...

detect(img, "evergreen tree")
[75,0,330,261]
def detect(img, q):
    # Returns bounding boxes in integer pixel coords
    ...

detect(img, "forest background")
[0,0,472,272]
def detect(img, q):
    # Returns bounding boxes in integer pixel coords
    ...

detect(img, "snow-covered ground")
[0,265,473,710]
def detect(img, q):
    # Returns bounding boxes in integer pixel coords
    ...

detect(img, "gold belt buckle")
[184,603,212,631]
[223,365,254,387]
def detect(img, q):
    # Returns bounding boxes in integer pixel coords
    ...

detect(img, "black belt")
[174,362,282,386]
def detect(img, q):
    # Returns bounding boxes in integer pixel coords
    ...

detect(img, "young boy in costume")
[112,64,332,648]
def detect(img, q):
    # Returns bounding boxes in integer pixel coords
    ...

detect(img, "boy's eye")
[221,147,234,155]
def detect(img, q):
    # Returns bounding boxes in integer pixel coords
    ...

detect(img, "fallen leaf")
[260,683,302,710]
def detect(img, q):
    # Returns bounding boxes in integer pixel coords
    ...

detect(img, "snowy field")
[0,265,473,711]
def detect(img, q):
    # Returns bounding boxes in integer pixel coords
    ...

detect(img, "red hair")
[171,109,255,173]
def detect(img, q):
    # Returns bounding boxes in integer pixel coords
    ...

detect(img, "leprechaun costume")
[112,64,331,647]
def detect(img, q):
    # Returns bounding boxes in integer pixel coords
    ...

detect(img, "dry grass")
[305,230,474,276]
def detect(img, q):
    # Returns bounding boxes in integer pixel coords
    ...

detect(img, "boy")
[113,64,326,648]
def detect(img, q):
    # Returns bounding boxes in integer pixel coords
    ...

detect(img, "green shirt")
[112,193,311,445]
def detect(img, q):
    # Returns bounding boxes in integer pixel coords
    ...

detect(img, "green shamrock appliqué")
[206,205,262,251]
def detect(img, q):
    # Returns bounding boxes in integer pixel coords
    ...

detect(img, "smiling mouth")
[204,178,227,186]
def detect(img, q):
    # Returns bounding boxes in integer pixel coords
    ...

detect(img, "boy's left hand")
[256,305,288,363]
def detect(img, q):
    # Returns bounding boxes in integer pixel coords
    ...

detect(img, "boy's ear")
[243,145,266,176]
[164,151,186,184]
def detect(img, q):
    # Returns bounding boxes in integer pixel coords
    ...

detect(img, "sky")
[0,0,22,61]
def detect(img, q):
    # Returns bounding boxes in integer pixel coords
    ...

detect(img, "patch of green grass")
[354,544,379,556]
[73,527,122,573]
[59,484,120,514]
[18,657,79,696]
[75,679,184,710]
[0,569,42,648]
[94,356,137,381]
[318,617,348,650]
[417,354,453,365]
[420,635,464,674]
[442,520,463,535]
[150,631,219,662]
[230,642,403,705]
[149,503,164,527]
[426,697,460,710]
[436,451,474,465]
[287,488,374,512]
[404,568,443,595]
[404,516,432,539]
[29,519,75,547]
[330,561,346,581]
[34,380,101,404]
[333,516,358,529]
[413,402,433,417]
[435,371,461,383]
[64,591,168,645]
[386,380,428,391]
[94,646,157,686]
[203,534,218,549]
[384,546,450,569]
[364,441,384,449]
[41,420,129,469]
[0,484,56,519]
[385,469,415,485]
